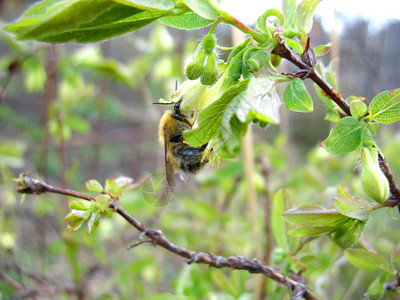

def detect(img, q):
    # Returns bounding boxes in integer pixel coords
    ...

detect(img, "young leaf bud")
[361,147,390,204]
[200,53,218,86]
[228,59,243,82]
[245,49,271,73]
[185,50,206,80]
[203,34,216,54]
[271,54,282,67]
[368,122,380,133]
[350,100,368,119]
[362,129,375,148]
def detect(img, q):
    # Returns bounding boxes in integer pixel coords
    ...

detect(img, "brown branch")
[0,271,24,290]
[15,175,319,300]
[273,35,400,206]
[272,35,350,116]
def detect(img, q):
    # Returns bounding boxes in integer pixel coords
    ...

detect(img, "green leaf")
[69,199,91,211]
[86,179,103,193]
[282,204,349,227]
[125,0,176,10]
[105,177,121,196]
[284,37,304,55]
[367,272,387,300]
[369,88,400,124]
[314,42,332,56]
[160,11,214,29]
[87,211,101,234]
[5,0,173,43]
[283,0,296,27]
[391,245,400,271]
[321,117,362,154]
[337,184,352,198]
[288,225,335,237]
[184,79,250,146]
[182,0,220,20]
[218,115,246,157]
[22,56,47,92]
[331,219,365,248]
[314,61,340,121]
[345,248,390,271]
[231,77,280,124]
[271,189,289,252]
[65,115,91,134]
[295,0,321,34]
[334,197,371,221]
[283,78,313,112]
[96,194,111,211]
[64,209,91,231]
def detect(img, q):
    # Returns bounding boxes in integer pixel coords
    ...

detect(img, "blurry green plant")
[1,0,400,299]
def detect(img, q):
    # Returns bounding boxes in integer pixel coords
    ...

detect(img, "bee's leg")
[169,132,184,143]
[199,143,208,151]
[171,113,192,127]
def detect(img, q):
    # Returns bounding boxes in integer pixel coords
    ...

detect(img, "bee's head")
[173,101,182,115]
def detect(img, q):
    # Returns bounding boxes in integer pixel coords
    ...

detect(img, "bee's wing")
[164,124,177,195]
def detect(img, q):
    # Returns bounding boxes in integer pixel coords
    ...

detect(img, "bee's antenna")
[152,102,172,105]
[175,80,178,91]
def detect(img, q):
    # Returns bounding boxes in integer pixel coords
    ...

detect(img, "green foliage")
[333,197,371,221]
[321,117,362,154]
[368,88,400,124]
[313,42,331,56]
[184,79,250,146]
[283,78,313,112]
[272,189,289,252]
[367,272,387,300]
[160,12,214,29]
[2,0,400,299]
[345,249,390,272]
[295,0,321,36]
[4,0,176,43]
[182,0,221,20]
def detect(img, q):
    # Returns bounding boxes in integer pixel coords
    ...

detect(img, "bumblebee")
[158,101,209,193]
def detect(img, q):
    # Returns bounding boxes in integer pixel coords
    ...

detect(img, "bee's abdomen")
[175,147,208,174]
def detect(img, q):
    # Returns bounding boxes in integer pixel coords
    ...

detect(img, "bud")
[246,49,270,73]
[200,53,218,86]
[185,50,206,80]
[361,147,390,204]
[202,34,216,54]
[271,54,282,67]
[362,129,375,148]
[368,122,380,133]
[228,58,243,82]
[350,100,368,119]
[272,248,288,265]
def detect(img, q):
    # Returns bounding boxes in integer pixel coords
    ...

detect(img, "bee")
[158,101,209,194]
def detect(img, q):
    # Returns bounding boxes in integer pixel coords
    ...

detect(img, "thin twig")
[272,35,350,116]
[15,175,319,300]
[273,35,400,205]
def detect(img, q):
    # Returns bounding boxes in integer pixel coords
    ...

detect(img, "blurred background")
[1,1,400,299]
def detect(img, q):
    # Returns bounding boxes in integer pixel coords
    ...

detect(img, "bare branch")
[15,175,319,300]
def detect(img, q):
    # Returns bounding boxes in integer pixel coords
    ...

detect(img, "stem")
[259,155,272,299]
[56,111,67,189]
[40,45,58,180]
[208,16,223,34]
[15,174,319,300]
[272,36,351,116]
[91,42,109,178]
[222,14,268,44]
